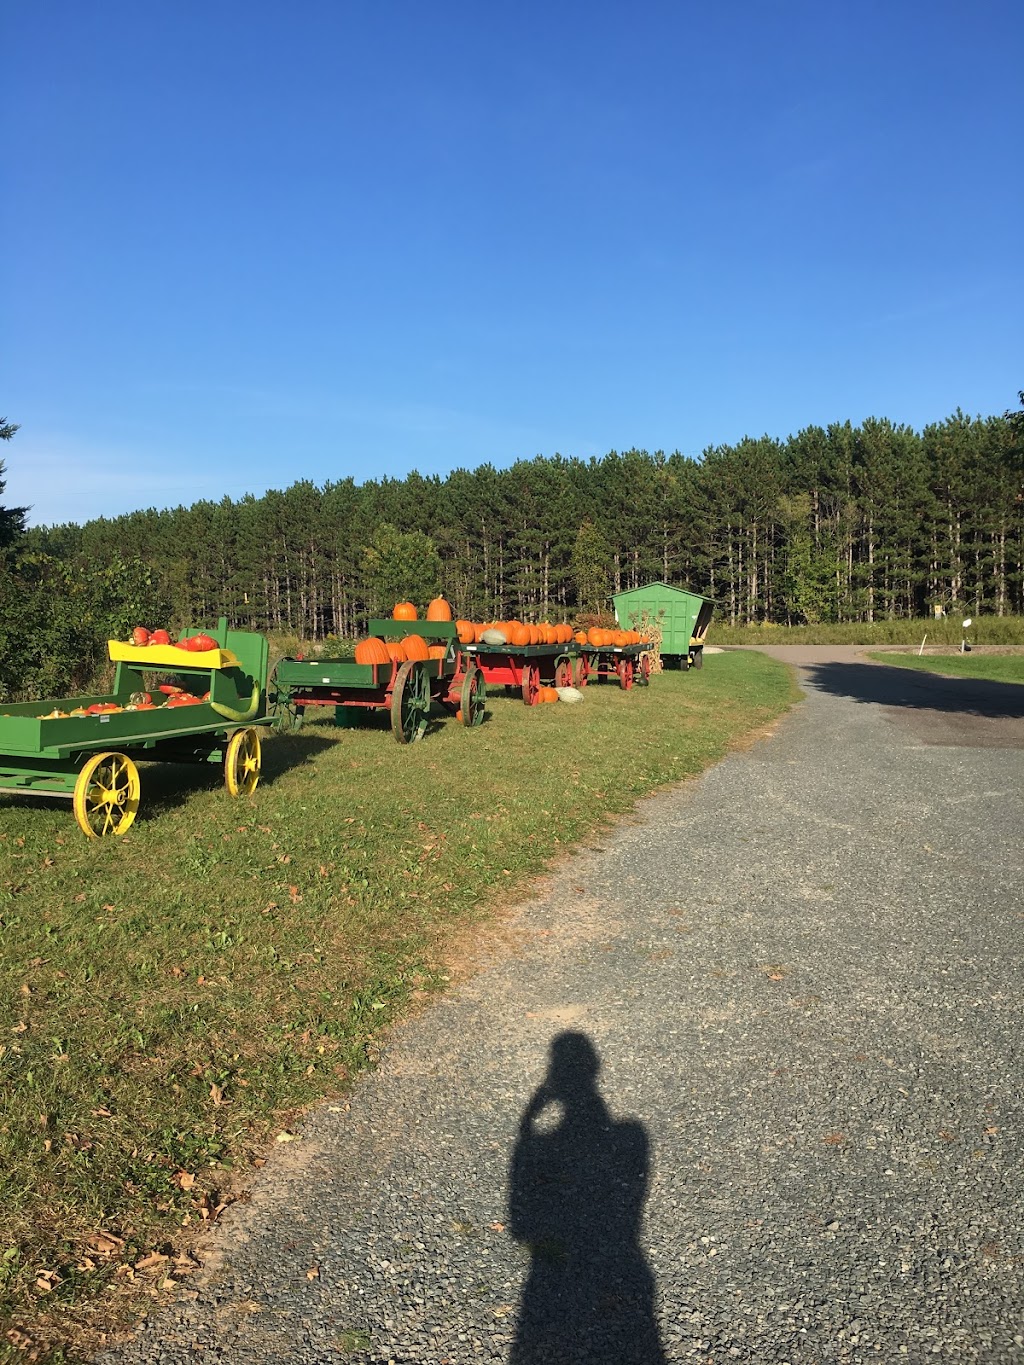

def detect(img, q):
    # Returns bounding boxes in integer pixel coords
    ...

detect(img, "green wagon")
[0,619,271,837]
[611,582,715,670]
[269,620,486,743]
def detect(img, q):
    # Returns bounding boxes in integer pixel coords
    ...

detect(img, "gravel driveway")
[101,650,1024,1364]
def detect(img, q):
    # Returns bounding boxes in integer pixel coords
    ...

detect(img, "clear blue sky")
[4,0,1022,526]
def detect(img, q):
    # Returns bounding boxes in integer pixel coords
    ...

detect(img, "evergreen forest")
[1,403,1022,699]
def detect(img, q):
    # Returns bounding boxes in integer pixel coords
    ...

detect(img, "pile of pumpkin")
[353,596,455,665]
[459,623,647,648]
[353,599,649,664]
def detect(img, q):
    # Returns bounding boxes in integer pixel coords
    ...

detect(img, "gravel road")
[101,650,1024,1364]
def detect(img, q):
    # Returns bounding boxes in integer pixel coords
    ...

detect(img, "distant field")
[865,652,1024,684]
[0,652,795,1359]
[710,617,1024,647]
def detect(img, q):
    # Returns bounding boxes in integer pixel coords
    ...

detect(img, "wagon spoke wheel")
[521,661,541,706]
[639,652,652,686]
[554,655,573,689]
[392,660,429,744]
[460,664,487,727]
[618,658,634,691]
[73,751,140,839]
[225,727,262,796]
[574,655,590,688]
[691,647,704,670]
[273,691,304,732]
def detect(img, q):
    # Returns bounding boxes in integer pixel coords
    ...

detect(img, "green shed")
[610,581,715,669]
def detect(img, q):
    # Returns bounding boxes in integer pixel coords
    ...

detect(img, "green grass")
[710,616,1024,647]
[865,652,1024,684]
[0,652,795,1359]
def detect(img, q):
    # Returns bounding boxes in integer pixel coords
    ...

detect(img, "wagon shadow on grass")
[132,730,337,825]
[803,662,1024,720]
[508,1031,666,1365]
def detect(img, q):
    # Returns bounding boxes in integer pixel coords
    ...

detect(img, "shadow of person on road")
[804,661,1024,719]
[508,1031,666,1365]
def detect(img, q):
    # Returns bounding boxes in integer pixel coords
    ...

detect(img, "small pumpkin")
[355,636,391,665]
[131,626,150,646]
[456,619,475,644]
[426,596,453,621]
[190,633,218,652]
[587,627,605,647]
[511,624,531,647]
[401,633,430,662]
[427,644,447,659]
[386,641,408,663]
[392,601,417,621]
[541,686,559,703]
[575,630,588,646]
[150,628,171,646]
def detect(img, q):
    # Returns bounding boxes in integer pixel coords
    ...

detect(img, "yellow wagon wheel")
[224,727,262,796]
[73,751,140,839]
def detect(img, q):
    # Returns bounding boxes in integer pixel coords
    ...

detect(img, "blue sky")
[4,0,1022,526]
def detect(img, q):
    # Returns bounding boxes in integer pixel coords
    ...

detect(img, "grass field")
[865,652,1024,684]
[0,651,796,1360]
[710,616,1024,647]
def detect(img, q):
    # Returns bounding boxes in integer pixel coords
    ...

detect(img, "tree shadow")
[804,661,1024,719]
[508,1032,666,1365]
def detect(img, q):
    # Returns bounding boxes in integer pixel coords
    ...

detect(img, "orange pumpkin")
[426,596,453,621]
[511,624,531,647]
[473,622,486,642]
[456,619,475,644]
[392,601,417,621]
[575,630,588,646]
[587,627,604,647]
[402,633,430,661]
[427,644,447,659]
[614,630,629,646]
[540,624,555,645]
[541,686,559,703]
[386,641,408,662]
[355,636,390,665]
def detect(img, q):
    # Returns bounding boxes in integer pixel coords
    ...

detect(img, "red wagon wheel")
[521,661,541,706]
[617,658,634,691]
[554,655,573,688]
[574,655,590,688]
[638,652,651,686]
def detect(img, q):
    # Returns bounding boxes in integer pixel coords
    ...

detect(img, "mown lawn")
[0,651,795,1360]
[865,651,1024,684]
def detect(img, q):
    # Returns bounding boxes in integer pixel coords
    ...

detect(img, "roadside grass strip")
[865,651,1024,684]
[713,616,1024,647]
[0,651,794,1358]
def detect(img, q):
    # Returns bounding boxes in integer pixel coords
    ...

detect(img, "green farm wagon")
[269,620,486,742]
[0,620,271,837]
[611,582,715,670]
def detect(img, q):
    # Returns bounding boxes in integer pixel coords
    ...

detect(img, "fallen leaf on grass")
[174,1171,196,1190]
[288,886,303,904]
[134,1251,169,1273]
[34,1269,61,1293]
[88,1231,125,1257]
[275,1131,300,1143]
[209,1083,226,1106]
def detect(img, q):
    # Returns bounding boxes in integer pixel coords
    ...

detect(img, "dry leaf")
[174,1171,196,1190]
[35,1269,61,1293]
[306,1265,320,1280]
[288,885,302,903]
[88,1231,125,1256]
[209,1083,225,1106]
[490,1221,506,1232]
[275,1131,299,1143]
[134,1251,169,1272]
[821,1132,845,1145]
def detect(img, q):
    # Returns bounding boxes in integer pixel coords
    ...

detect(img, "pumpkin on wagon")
[269,597,487,744]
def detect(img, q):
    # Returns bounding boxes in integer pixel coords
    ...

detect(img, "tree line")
[0,402,1021,699]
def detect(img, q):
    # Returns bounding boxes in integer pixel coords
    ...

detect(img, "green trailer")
[269,620,486,742]
[610,582,715,670]
[0,619,270,838]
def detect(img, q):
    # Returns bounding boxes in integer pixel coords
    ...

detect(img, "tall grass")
[710,616,1024,647]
